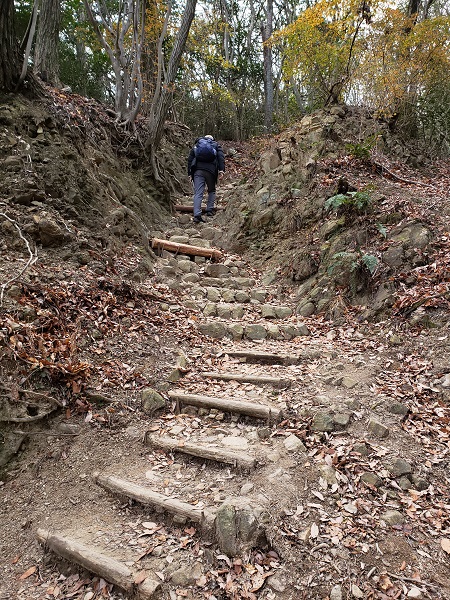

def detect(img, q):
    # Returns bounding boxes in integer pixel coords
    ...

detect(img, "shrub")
[325,191,372,213]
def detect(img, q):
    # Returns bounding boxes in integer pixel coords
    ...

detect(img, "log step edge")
[144,434,256,469]
[36,528,160,600]
[93,472,215,525]
[168,391,282,421]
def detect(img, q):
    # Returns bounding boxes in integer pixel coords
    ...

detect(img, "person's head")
[204,135,214,140]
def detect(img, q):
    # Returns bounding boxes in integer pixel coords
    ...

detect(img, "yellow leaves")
[273,0,450,110]
[359,10,450,108]
[271,0,380,90]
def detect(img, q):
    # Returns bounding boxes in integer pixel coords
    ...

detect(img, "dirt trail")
[1,202,450,600]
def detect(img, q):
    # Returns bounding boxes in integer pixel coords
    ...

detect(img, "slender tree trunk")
[0,0,22,91]
[261,0,274,133]
[34,0,61,85]
[145,0,197,167]
[75,6,88,94]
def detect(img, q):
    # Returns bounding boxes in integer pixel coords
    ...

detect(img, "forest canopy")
[4,0,450,151]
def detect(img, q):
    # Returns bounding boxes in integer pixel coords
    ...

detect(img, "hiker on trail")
[187,135,225,224]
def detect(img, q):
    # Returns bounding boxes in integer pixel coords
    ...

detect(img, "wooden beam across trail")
[200,371,292,388]
[145,434,256,469]
[151,238,223,261]
[174,205,224,213]
[222,349,302,365]
[94,473,212,525]
[36,529,160,599]
[168,391,282,421]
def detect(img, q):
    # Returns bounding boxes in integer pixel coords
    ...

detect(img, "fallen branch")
[0,212,38,306]
[151,238,223,261]
[371,160,436,189]
[387,572,440,590]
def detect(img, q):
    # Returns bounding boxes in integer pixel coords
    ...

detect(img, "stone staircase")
[33,210,347,598]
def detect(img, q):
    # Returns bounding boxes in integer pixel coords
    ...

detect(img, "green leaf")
[376,223,387,238]
[361,253,378,274]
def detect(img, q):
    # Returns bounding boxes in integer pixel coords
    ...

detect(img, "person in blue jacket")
[187,135,225,223]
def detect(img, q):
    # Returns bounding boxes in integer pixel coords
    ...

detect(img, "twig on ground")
[1,408,56,423]
[387,572,440,590]
[12,430,80,437]
[371,160,436,189]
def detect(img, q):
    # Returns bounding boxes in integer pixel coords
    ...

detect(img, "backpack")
[194,137,217,163]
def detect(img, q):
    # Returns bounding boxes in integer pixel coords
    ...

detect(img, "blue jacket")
[188,138,225,181]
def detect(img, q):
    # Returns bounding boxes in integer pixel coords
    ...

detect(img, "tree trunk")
[261,0,274,134]
[0,0,22,91]
[34,0,61,85]
[145,0,197,163]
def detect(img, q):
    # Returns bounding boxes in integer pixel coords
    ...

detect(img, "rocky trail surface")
[2,200,450,600]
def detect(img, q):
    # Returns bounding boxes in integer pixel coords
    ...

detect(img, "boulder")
[260,150,281,173]
[245,324,267,340]
[215,502,266,556]
[38,217,68,246]
[142,388,165,415]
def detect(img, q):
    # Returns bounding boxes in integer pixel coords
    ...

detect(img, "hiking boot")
[205,210,215,218]
[193,216,206,223]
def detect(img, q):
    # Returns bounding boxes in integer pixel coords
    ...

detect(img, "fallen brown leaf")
[133,571,148,585]
[19,565,37,580]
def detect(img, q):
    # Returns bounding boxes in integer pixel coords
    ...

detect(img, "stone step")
[168,390,282,421]
[198,319,310,341]
[167,234,212,248]
[189,285,267,303]
[200,276,256,289]
[94,472,214,526]
[144,433,257,469]
[187,301,294,320]
[36,529,160,599]
[200,371,292,388]
[94,474,267,558]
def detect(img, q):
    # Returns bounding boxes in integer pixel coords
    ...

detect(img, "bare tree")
[34,0,61,85]
[83,0,146,123]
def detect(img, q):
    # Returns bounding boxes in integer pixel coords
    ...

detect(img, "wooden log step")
[168,391,282,421]
[36,529,160,599]
[94,473,213,525]
[223,349,302,365]
[174,205,224,213]
[145,434,256,469]
[151,238,223,261]
[201,371,292,388]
